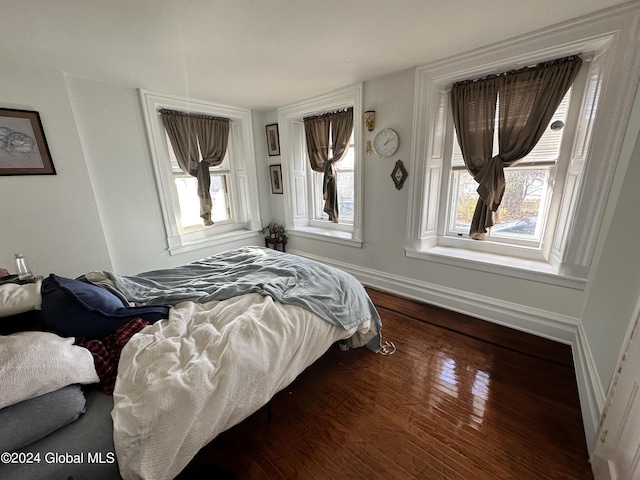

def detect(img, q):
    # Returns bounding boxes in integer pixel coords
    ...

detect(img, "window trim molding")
[278,84,364,247]
[139,89,262,255]
[407,4,640,281]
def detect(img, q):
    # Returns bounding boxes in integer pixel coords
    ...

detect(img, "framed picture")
[391,160,408,190]
[269,164,283,194]
[265,123,280,156]
[0,108,56,176]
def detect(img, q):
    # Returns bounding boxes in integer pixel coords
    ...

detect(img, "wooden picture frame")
[0,108,56,175]
[269,164,283,194]
[265,123,280,156]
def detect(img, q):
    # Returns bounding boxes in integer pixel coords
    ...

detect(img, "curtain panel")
[303,108,353,222]
[160,109,230,226]
[450,55,582,239]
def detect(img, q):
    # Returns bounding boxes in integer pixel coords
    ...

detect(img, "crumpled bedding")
[113,293,375,480]
[85,246,382,352]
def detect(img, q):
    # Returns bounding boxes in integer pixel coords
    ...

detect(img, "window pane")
[338,145,354,170]
[312,136,354,223]
[312,169,354,223]
[451,170,477,231]
[209,175,231,222]
[174,174,230,229]
[451,168,549,241]
[491,169,548,240]
[337,171,354,222]
[523,90,570,163]
[451,89,571,167]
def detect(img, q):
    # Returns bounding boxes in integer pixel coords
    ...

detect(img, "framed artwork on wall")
[269,164,283,194]
[391,159,408,190]
[0,108,56,176]
[265,123,280,156]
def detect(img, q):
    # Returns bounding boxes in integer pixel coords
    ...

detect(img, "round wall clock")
[373,128,399,158]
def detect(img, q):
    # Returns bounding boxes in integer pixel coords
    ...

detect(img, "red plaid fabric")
[76,318,149,394]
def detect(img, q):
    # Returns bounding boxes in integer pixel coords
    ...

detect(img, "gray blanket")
[85,246,381,352]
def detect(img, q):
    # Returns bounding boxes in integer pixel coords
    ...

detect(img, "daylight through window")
[448,90,571,246]
[311,129,355,224]
[165,132,232,231]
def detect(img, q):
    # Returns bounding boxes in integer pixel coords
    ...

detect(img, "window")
[310,129,355,225]
[140,90,261,254]
[165,132,232,229]
[407,8,640,286]
[447,90,572,248]
[278,84,363,247]
[432,67,585,266]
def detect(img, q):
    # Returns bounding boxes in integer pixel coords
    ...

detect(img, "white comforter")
[112,293,375,480]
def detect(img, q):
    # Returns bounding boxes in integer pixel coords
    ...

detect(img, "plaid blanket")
[75,318,148,394]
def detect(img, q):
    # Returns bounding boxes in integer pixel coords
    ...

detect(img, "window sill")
[405,245,587,290]
[168,228,259,256]
[289,226,363,248]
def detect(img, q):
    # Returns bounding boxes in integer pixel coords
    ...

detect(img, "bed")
[0,246,383,480]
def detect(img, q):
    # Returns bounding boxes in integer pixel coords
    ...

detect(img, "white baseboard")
[293,249,579,343]
[573,322,607,451]
[291,248,605,451]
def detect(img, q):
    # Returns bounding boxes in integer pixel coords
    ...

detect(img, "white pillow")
[0,280,42,317]
[0,331,99,409]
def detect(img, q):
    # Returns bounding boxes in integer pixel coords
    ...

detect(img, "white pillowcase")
[0,331,99,409]
[0,280,42,317]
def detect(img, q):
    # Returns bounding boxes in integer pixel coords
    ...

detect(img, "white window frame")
[406,5,640,289]
[445,89,573,251]
[278,84,364,247]
[440,83,582,260]
[140,90,261,255]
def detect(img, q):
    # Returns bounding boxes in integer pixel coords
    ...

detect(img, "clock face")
[373,128,399,158]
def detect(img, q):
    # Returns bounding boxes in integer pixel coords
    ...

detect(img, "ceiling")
[0,0,632,110]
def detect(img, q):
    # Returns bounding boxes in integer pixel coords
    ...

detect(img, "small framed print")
[265,123,280,156]
[269,164,283,194]
[391,160,408,190]
[0,108,56,176]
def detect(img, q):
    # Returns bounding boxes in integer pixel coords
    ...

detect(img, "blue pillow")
[40,274,169,339]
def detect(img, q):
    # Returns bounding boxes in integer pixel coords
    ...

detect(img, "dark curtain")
[303,108,353,222]
[450,55,582,239]
[160,109,230,226]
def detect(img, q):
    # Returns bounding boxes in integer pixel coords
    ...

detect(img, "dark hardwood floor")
[178,287,593,479]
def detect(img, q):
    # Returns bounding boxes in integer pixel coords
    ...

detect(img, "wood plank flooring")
[177,287,593,479]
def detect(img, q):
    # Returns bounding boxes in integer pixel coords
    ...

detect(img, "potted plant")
[259,222,288,245]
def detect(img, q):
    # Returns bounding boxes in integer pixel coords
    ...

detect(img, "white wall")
[66,77,170,274]
[66,77,274,275]
[0,70,277,277]
[0,64,111,278]
[257,110,286,228]
[581,87,640,391]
